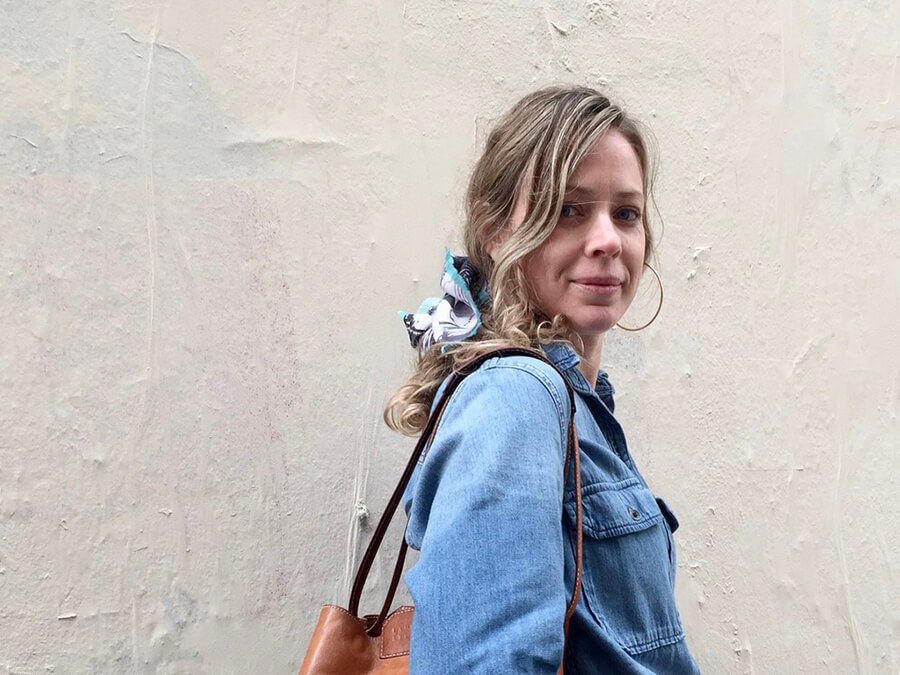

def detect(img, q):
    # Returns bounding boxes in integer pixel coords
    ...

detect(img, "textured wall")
[1,1,897,673]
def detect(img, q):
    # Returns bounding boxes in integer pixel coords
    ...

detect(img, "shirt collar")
[541,342,581,372]
[540,342,616,411]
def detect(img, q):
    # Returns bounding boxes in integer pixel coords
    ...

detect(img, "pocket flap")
[655,497,680,534]
[567,480,663,540]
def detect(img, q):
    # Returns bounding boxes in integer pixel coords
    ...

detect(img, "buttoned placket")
[559,365,645,483]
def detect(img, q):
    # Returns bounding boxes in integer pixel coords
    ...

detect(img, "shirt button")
[629,508,641,520]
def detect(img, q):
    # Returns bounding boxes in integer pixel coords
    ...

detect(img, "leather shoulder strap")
[349,347,583,651]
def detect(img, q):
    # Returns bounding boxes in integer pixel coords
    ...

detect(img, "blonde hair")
[385,86,657,435]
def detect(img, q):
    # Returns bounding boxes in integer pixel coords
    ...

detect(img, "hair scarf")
[400,249,488,353]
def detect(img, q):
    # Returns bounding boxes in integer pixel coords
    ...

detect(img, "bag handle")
[348,347,583,652]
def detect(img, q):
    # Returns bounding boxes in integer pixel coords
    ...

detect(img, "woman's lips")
[572,276,622,294]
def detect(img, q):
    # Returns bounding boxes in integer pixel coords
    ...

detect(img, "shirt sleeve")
[403,360,571,674]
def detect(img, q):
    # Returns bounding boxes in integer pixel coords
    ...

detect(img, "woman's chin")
[568,315,622,342]
[579,298,639,332]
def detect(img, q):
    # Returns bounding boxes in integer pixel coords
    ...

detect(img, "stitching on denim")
[565,481,665,539]
[419,358,570,466]
[582,512,663,539]
[579,477,642,496]
[621,628,686,655]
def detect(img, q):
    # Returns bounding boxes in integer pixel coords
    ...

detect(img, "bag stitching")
[380,606,415,658]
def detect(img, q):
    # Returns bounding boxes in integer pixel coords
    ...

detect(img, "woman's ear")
[483,227,507,261]
[478,160,535,261]
[484,181,530,260]
[473,200,505,261]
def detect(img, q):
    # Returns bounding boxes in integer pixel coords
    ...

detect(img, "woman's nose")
[585,212,622,257]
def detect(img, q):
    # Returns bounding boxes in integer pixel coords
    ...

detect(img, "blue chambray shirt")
[402,343,701,674]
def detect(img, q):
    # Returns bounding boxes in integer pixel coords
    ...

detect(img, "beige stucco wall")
[1,1,897,673]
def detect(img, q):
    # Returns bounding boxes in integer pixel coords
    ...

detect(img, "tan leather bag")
[299,348,583,674]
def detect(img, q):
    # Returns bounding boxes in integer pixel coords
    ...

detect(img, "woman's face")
[521,130,646,347]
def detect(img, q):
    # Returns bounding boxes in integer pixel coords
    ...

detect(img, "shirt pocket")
[565,479,686,655]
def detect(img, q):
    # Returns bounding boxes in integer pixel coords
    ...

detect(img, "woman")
[386,86,700,674]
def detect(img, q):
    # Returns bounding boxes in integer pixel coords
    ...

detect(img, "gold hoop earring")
[616,262,663,332]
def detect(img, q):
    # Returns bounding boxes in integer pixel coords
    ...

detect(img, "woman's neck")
[576,334,604,387]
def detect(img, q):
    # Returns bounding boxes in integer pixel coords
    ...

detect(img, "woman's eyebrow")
[615,189,645,202]
[563,186,645,202]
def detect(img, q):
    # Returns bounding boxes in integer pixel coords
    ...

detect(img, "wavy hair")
[385,86,657,435]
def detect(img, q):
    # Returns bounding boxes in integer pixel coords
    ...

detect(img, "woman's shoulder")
[439,352,572,426]
[479,351,570,398]
[404,351,572,541]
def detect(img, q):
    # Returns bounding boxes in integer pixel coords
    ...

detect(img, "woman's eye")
[615,207,641,222]
[560,204,578,218]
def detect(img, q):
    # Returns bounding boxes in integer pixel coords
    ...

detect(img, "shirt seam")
[479,358,571,443]
[418,358,571,467]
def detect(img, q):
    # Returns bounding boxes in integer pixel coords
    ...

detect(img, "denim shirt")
[402,343,700,674]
